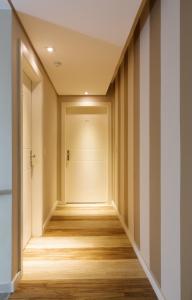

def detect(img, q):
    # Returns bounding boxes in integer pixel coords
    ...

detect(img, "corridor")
[10,205,156,299]
[0,1,192,299]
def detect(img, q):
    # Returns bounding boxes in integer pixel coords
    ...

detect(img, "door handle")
[30,150,36,167]
[67,150,70,161]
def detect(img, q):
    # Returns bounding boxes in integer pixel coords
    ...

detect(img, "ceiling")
[11,0,143,95]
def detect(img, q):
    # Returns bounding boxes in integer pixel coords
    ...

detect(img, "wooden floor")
[10,205,157,299]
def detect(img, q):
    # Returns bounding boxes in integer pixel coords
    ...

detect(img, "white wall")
[139,10,150,267]
[161,1,181,299]
[0,196,12,286]
[0,8,12,194]
[127,42,134,237]
[0,4,13,290]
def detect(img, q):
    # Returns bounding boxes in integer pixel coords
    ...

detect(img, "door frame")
[19,41,44,272]
[61,101,112,205]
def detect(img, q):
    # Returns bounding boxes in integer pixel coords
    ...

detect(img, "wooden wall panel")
[133,26,140,248]
[119,63,125,218]
[117,72,121,213]
[114,80,119,208]
[124,51,129,226]
[113,1,187,299]
[113,0,161,291]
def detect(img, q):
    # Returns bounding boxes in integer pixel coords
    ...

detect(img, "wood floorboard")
[24,247,137,260]
[53,207,116,217]
[22,260,145,280]
[10,205,157,299]
[51,215,118,221]
[44,228,125,237]
[46,219,122,229]
[10,279,157,299]
[25,235,131,249]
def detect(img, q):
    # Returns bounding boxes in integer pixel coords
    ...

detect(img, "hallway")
[1,1,192,299]
[10,205,157,299]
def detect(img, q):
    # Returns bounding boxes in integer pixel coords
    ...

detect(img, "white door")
[65,107,108,203]
[22,72,32,248]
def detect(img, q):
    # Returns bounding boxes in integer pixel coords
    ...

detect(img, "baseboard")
[43,201,57,231]
[57,200,65,206]
[0,271,21,294]
[112,201,166,300]
[11,271,22,293]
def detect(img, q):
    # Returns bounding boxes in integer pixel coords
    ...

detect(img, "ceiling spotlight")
[84,91,88,95]
[46,47,54,53]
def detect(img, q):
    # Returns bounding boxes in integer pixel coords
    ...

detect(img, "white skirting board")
[43,201,57,231]
[0,271,21,294]
[112,201,166,300]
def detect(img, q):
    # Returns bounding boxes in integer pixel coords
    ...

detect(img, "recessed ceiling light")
[46,47,54,53]
[84,91,88,95]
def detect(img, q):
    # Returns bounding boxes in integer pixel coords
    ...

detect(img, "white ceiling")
[11,0,143,95]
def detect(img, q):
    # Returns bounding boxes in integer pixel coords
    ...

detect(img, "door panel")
[69,161,106,203]
[22,72,32,248]
[65,110,108,203]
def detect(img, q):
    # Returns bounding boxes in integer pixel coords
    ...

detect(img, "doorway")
[20,41,44,257]
[61,103,111,204]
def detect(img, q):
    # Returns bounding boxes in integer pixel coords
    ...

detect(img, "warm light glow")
[80,99,96,106]
[21,42,41,78]
[46,47,54,53]
[84,91,88,95]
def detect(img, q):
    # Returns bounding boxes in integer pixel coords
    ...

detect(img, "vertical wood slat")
[117,72,122,214]
[119,62,125,219]
[134,24,141,248]
[124,51,129,226]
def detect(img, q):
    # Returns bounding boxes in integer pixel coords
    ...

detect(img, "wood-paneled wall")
[112,0,162,285]
[111,0,189,299]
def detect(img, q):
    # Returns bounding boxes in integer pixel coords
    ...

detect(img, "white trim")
[0,271,21,294]
[61,101,112,205]
[139,8,150,266]
[43,201,57,231]
[11,271,22,293]
[112,201,166,300]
